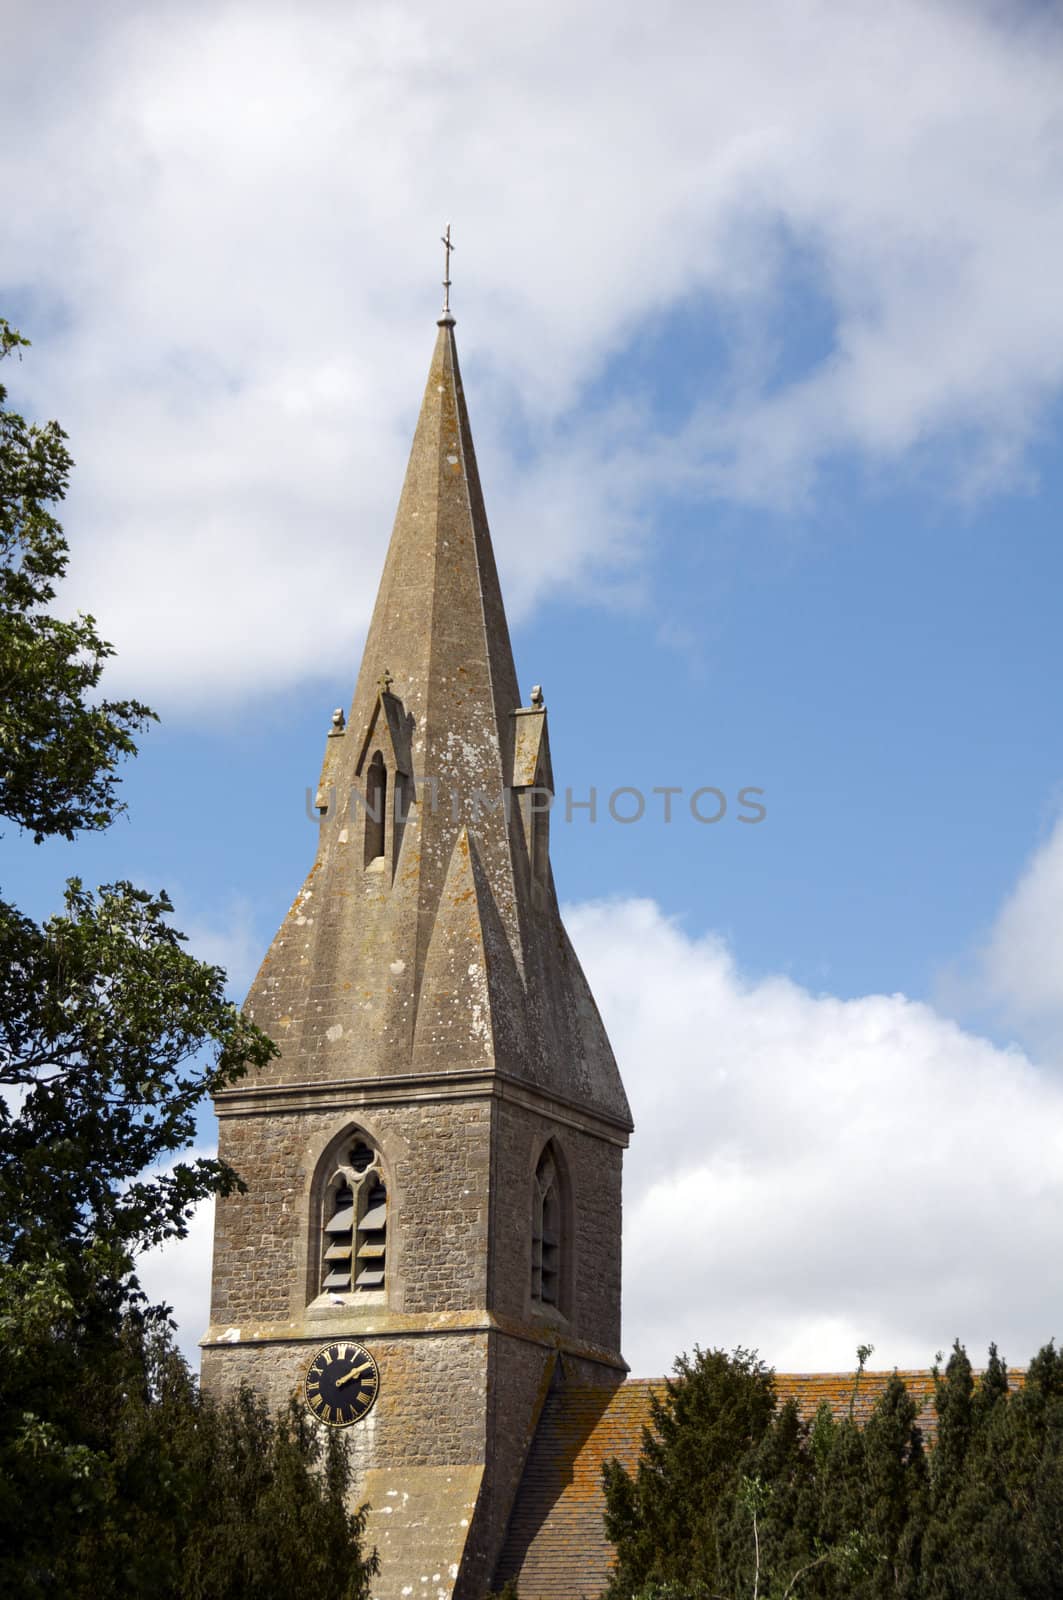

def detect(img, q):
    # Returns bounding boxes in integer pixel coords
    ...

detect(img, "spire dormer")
[350,670,412,877]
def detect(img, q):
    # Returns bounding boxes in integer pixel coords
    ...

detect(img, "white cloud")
[568,896,1063,1377]
[149,890,1063,1380]
[3,0,1063,706]
[979,813,1063,1058]
[137,1180,216,1369]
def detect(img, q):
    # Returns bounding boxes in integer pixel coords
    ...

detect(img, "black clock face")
[304,1341,380,1428]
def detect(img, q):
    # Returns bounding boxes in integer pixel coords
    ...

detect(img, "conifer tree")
[1005,1342,1063,1598]
[603,1346,777,1595]
[859,1373,927,1597]
[604,1342,1063,1600]
[716,1399,820,1600]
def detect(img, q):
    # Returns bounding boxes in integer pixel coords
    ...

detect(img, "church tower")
[202,286,632,1597]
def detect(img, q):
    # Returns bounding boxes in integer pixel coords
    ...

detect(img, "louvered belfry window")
[321,1140,387,1296]
[531,1147,561,1307]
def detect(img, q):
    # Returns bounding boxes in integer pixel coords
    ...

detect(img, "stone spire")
[207,306,632,1600]
[244,316,630,1131]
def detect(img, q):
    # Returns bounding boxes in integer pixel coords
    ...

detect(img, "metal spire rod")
[441,223,454,315]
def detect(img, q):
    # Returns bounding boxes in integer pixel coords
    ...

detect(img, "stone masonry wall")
[204,1086,624,1599]
[209,1094,492,1329]
[490,1099,623,1355]
[456,1332,556,1597]
[201,1330,490,1487]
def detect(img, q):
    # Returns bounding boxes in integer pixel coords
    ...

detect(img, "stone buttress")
[201,309,632,1599]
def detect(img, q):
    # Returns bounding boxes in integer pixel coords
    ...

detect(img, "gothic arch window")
[318,1135,388,1299]
[531,1143,566,1310]
[364,751,387,865]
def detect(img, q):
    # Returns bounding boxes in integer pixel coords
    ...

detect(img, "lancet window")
[320,1138,388,1297]
[364,751,387,865]
[530,1145,562,1308]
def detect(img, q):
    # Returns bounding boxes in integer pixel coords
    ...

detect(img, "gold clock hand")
[335,1361,373,1388]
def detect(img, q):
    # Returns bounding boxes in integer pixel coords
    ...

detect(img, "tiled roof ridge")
[624,1367,1026,1381]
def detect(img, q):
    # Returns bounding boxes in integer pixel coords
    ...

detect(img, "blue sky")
[4,0,1063,1376]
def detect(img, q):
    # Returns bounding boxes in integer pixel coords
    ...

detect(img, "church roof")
[495,1368,1023,1598]
[240,317,631,1130]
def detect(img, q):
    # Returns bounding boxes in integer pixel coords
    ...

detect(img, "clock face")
[304,1341,380,1428]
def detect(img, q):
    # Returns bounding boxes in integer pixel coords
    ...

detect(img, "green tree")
[810,1406,866,1585]
[716,1402,822,1600]
[858,1373,927,1597]
[997,1342,1063,1599]
[0,879,272,1264]
[0,319,273,1262]
[603,1346,777,1596]
[0,318,152,842]
[603,1341,1063,1600]
[0,321,374,1594]
[0,1310,377,1600]
[920,1341,995,1600]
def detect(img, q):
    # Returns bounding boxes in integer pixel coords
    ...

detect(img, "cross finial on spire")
[439,224,455,325]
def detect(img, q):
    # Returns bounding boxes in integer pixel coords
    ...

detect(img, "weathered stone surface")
[363,1465,484,1600]
[203,314,631,1599]
[231,319,630,1127]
